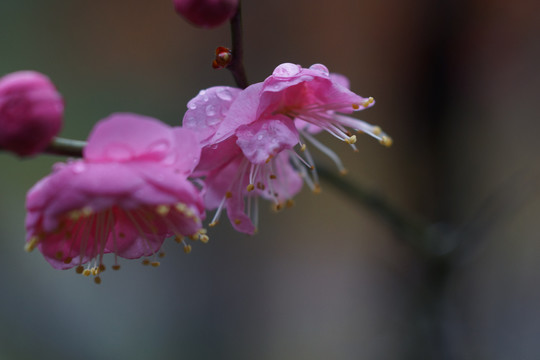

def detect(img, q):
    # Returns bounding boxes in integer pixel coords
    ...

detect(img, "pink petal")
[236,115,299,164]
[84,113,175,163]
[212,82,264,143]
[182,86,242,145]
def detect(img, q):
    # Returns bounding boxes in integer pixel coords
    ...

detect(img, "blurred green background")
[1,0,540,359]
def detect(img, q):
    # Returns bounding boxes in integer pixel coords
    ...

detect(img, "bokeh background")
[1,0,540,359]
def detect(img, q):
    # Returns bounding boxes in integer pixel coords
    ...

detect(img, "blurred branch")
[317,166,433,257]
[44,137,85,157]
[228,1,249,89]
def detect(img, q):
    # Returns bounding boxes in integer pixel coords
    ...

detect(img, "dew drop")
[272,63,301,78]
[188,101,197,110]
[217,89,233,101]
[72,162,86,174]
[309,64,329,76]
[198,89,206,96]
[206,117,221,126]
[104,144,133,161]
[205,105,216,116]
[147,139,170,155]
[203,96,209,102]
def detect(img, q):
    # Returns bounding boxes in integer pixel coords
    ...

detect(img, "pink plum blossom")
[183,87,303,234]
[0,71,63,156]
[172,0,239,28]
[212,63,392,175]
[25,113,206,282]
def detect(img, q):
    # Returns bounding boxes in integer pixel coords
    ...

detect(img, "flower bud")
[173,0,239,28]
[0,71,63,156]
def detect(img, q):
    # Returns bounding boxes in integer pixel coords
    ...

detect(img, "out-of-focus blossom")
[0,71,63,156]
[183,87,303,234]
[25,113,206,283]
[173,0,239,28]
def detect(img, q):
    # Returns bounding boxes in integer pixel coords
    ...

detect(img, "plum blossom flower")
[25,113,206,283]
[0,71,63,156]
[212,63,392,177]
[173,0,239,28]
[183,87,303,234]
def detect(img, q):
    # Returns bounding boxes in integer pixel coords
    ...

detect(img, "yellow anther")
[209,221,218,227]
[174,235,184,243]
[83,269,91,277]
[156,205,170,216]
[24,236,40,252]
[63,257,73,264]
[269,174,277,180]
[273,203,283,212]
[199,228,207,234]
[81,206,93,217]
[142,259,150,266]
[99,264,106,272]
[68,210,81,220]
[345,135,357,144]
[300,144,306,151]
[363,97,374,107]
[199,234,209,244]
[352,103,360,110]
[150,261,160,267]
[55,251,64,260]
[246,183,255,192]
[94,277,102,285]
[175,203,187,213]
[372,126,382,135]
[112,264,121,271]
[183,244,192,254]
[225,191,233,199]
[380,136,393,147]
[265,155,273,163]
[91,267,98,276]
[313,184,322,194]
[257,182,265,190]
[158,251,166,258]
[189,234,198,241]
[75,265,84,274]
[234,219,242,225]
[339,168,349,176]
[286,199,295,208]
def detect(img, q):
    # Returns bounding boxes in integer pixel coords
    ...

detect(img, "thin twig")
[44,137,85,157]
[228,1,249,89]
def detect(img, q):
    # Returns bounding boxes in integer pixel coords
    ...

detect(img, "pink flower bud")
[0,71,63,156]
[173,0,239,28]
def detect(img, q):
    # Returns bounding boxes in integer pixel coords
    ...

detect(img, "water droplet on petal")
[188,101,197,110]
[162,154,176,165]
[205,105,216,116]
[273,63,301,78]
[217,89,233,101]
[203,96,209,102]
[72,162,86,173]
[199,89,206,96]
[309,64,329,76]
[206,117,221,126]
[104,144,133,161]
[147,139,170,156]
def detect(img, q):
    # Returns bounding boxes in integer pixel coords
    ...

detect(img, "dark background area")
[1,0,540,359]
